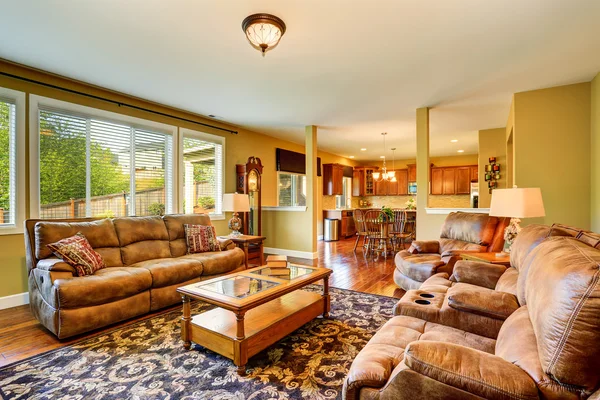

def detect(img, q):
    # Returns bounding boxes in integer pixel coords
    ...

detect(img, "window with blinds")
[182,134,223,216]
[38,107,173,218]
[0,98,17,226]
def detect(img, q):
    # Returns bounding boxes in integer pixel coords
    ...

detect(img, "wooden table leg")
[181,294,191,350]
[323,276,330,318]
[235,311,247,375]
[258,240,264,265]
[242,242,249,269]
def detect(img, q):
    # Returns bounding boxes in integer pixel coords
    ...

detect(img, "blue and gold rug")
[0,287,396,399]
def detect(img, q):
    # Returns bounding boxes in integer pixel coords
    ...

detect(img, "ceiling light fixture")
[360,148,367,151]
[457,149,465,153]
[349,156,355,159]
[242,13,286,57]
[372,133,395,182]
[451,139,458,143]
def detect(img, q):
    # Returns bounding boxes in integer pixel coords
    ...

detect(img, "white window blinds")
[38,107,173,218]
[0,98,16,226]
[182,135,223,216]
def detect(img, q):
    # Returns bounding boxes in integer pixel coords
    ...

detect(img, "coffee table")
[177,264,332,375]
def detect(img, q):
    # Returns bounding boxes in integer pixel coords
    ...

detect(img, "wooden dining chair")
[389,209,413,252]
[363,210,390,258]
[352,209,369,252]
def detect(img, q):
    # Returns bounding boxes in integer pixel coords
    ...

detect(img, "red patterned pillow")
[184,224,221,253]
[47,233,106,277]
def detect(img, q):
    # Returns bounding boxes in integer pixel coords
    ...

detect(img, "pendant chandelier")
[372,132,396,182]
[242,13,286,57]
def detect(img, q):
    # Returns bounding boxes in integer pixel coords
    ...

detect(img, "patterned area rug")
[0,287,396,399]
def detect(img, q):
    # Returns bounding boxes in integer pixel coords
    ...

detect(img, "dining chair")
[363,210,390,258]
[389,209,413,252]
[352,209,369,252]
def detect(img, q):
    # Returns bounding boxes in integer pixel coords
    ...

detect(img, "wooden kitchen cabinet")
[470,166,478,182]
[365,168,376,196]
[443,168,457,195]
[455,167,471,194]
[352,169,364,196]
[407,164,416,182]
[323,210,356,238]
[396,169,409,195]
[374,177,387,195]
[323,163,344,195]
[431,168,443,195]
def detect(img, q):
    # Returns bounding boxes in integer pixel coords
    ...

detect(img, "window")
[181,128,224,218]
[0,88,25,234]
[33,99,175,219]
[278,172,307,207]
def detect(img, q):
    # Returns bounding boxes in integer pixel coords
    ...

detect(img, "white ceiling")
[1,1,600,160]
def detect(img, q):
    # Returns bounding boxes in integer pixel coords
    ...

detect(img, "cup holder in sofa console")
[415,299,431,305]
[419,293,435,298]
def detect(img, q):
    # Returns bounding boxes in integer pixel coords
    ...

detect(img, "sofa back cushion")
[163,214,212,257]
[438,238,486,254]
[35,219,122,267]
[510,224,553,272]
[113,216,171,265]
[521,237,600,392]
[439,212,498,247]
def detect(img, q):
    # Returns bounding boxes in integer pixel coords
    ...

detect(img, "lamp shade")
[489,188,545,218]
[222,193,250,212]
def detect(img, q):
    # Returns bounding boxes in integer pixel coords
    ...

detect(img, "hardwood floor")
[0,237,404,367]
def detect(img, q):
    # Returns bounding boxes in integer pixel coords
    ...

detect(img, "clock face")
[248,170,259,192]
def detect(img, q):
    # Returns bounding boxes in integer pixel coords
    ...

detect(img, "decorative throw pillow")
[184,224,221,253]
[47,233,106,277]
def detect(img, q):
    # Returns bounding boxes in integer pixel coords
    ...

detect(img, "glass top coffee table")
[177,264,332,375]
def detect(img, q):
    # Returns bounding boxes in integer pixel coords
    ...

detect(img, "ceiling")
[1,1,600,160]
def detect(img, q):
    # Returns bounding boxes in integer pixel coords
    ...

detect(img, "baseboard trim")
[317,235,324,241]
[0,292,29,310]
[263,247,318,260]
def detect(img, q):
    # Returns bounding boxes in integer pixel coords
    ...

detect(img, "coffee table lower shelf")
[184,290,328,375]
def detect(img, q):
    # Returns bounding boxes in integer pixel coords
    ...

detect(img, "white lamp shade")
[489,188,545,218]
[222,193,250,212]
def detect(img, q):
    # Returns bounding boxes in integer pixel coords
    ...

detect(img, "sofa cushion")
[439,212,498,246]
[53,267,152,308]
[181,248,245,276]
[439,239,486,254]
[576,231,600,249]
[35,219,122,267]
[47,233,106,277]
[113,216,171,265]
[397,254,445,283]
[184,224,221,253]
[163,214,213,257]
[130,258,204,288]
[509,224,553,272]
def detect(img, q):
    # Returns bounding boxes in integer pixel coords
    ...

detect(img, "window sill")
[0,225,24,236]
[263,206,307,212]
[425,207,490,215]
[209,214,225,221]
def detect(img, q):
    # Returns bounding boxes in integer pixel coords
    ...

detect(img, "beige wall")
[478,128,507,208]
[592,73,600,232]
[512,82,591,228]
[0,61,355,297]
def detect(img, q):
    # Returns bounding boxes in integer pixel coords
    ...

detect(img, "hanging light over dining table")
[242,13,287,57]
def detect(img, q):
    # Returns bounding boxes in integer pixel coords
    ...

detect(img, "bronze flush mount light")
[242,13,287,57]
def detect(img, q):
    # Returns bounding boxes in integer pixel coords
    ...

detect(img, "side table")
[460,252,511,266]
[221,235,266,269]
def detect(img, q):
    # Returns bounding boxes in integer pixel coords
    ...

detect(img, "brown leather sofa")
[394,212,508,291]
[24,214,245,339]
[344,227,600,400]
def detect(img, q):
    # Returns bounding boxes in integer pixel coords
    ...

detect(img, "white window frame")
[0,87,25,235]
[277,171,307,207]
[29,95,178,219]
[178,127,225,220]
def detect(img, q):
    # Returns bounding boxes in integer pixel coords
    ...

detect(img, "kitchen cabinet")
[443,168,456,195]
[370,169,408,196]
[323,209,356,238]
[455,167,471,194]
[323,163,344,195]
[431,168,443,195]
[396,169,409,195]
[470,166,478,182]
[352,169,364,196]
[365,168,375,195]
[374,177,387,195]
[407,164,416,182]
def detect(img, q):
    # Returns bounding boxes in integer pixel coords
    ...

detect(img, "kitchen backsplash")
[322,195,471,210]
[428,195,471,208]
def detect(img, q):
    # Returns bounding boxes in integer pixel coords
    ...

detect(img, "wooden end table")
[220,235,266,269]
[460,252,511,266]
[177,264,332,375]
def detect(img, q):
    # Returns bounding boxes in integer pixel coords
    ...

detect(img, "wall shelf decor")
[484,157,501,194]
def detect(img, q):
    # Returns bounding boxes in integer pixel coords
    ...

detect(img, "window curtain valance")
[276,148,322,176]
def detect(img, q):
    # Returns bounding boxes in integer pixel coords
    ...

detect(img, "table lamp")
[489,187,545,253]
[222,193,250,237]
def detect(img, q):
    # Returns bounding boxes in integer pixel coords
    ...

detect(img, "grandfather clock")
[236,156,263,235]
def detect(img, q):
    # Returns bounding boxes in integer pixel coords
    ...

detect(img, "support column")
[416,108,430,240]
[305,125,318,255]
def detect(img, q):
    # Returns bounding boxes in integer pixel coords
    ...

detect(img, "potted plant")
[405,198,416,210]
[379,206,394,222]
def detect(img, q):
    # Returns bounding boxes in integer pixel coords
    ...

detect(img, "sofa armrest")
[409,240,440,254]
[36,258,76,275]
[440,249,481,258]
[404,341,538,400]
[217,238,236,251]
[448,288,519,320]
[450,260,508,289]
